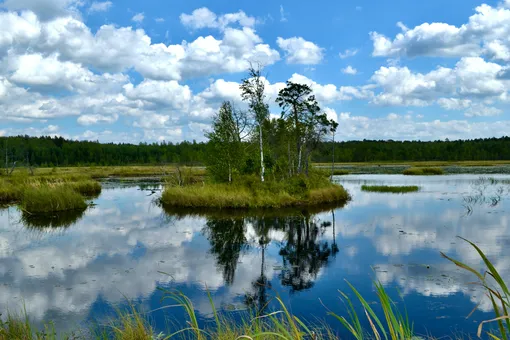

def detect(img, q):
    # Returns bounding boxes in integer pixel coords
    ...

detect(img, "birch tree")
[240,66,269,182]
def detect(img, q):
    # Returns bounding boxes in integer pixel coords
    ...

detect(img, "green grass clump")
[402,167,444,175]
[68,180,102,196]
[0,311,59,340]
[161,174,350,209]
[361,185,420,193]
[21,186,88,214]
[0,173,102,204]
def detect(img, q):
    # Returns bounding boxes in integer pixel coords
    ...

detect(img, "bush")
[21,186,88,214]
[403,167,444,175]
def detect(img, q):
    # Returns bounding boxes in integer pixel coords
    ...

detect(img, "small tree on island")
[206,101,248,183]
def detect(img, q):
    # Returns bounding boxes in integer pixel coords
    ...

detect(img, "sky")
[0,0,510,143]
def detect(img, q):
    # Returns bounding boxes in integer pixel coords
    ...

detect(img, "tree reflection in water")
[203,209,339,311]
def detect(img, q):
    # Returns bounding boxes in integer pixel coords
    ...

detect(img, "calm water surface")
[1,174,510,337]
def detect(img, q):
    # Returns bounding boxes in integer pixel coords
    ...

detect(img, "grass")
[0,173,102,204]
[331,169,350,175]
[20,186,88,214]
[160,174,351,209]
[361,185,420,193]
[402,167,444,175]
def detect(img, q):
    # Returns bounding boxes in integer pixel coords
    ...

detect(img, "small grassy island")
[361,185,420,193]
[160,67,350,209]
[161,174,350,209]
[0,172,101,214]
[403,167,444,175]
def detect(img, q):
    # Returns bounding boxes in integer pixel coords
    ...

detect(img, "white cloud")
[464,105,502,117]
[370,57,508,107]
[132,12,144,23]
[89,1,112,13]
[280,5,287,22]
[276,37,324,64]
[0,12,279,81]
[180,7,256,31]
[371,3,510,60]
[77,113,118,125]
[336,112,510,141]
[155,18,165,23]
[0,0,83,21]
[123,80,192,111]
[437,98,472,110]
[339,48,358,59]
[342,65,358,75]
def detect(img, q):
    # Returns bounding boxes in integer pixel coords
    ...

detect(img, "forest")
[2,135,510,168]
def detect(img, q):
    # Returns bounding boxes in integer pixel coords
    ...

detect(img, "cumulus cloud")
[131,12,144,23]
[342,65,358,75]
[77,113,118,125]
[0,0,83,21]
[276,37,324,64]
[88,1,112,13]
[369,57,509,107]
[339,48,358,59]
[371,3,510,60]
[180,7,256,30]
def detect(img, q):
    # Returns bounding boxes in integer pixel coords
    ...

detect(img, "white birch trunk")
[259,124,265,182]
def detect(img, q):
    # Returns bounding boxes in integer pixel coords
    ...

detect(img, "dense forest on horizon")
[1,135,510,167]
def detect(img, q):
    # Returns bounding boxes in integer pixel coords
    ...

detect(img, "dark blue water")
[1,174,509,337]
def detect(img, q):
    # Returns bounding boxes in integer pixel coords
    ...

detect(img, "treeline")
[2,135,510,168]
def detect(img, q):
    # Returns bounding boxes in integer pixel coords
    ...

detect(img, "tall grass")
[402,167,444,175]
[442,237,510,339]
[161,289,335,339]
[327,280,413,340]
[361,185,420,193]
[161,174,351,209]
[21,186,88,214]
[0,310,58,340]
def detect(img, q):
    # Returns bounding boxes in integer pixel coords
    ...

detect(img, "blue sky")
[0,0,509,142]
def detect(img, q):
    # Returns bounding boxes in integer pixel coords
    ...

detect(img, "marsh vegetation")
[361,185,420,193]
[402,167,444,175]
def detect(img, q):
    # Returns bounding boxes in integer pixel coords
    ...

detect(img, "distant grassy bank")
[161,174,350,209]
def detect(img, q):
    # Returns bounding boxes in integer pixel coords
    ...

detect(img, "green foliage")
[21,186,88,214]
[276,81,336,175]
[160,174,350,209]
[3,135,510,168]
[403,167,444,175]
[206,101,246,183]
[361,185,420,193]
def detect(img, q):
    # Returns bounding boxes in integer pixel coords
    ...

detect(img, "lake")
[1,174,509,338]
